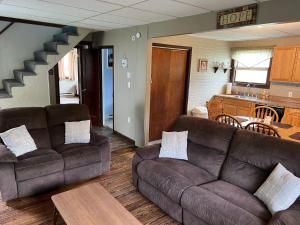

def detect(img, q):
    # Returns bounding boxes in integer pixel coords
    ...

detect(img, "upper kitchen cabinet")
[270,46,297,82]
[292,48,300,82]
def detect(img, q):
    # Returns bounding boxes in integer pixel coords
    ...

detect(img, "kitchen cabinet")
[207,96,253,119]
[206,96,223,119]
[292,48,300,82]
[270,46,297,82]
[222,98,252,117]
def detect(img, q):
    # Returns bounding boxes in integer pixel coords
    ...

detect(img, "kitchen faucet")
[245,83,251,97]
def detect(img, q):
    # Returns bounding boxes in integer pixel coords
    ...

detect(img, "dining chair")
[245,122,281,138]
[215,114,243,129]
[283,111,300,127]
[254,106,279,122]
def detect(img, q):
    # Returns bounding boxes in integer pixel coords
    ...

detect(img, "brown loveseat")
[133,116,300,225]
[0,104,110,201]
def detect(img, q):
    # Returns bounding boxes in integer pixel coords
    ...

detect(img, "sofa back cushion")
[46,104,90,147]
[0,107,51,149]
[173,116,237,177]
[221,129,300,193]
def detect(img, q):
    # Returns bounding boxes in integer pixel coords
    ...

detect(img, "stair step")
[13,69,36,83]
[24,60,48,72]
[2,79,24,95]
[53,32,69,43]
[0,89,12,98]
[44,41,68,52]
[34,50,58,62]
[62,26,78,36]
[1,25,79,99]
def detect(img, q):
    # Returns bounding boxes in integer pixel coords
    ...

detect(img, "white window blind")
[232,48,273,68]
[231,47,273,85]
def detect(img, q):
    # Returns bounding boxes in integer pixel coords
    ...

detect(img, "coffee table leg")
[53,207,58,225]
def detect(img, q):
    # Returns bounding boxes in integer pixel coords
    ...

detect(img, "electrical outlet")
[127,82,131,89]
[127,117,131,123]
[288,91,293,97]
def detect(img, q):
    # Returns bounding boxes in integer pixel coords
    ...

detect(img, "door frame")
[51,43,87,105]
[98,45,115,131]
[152,43,192,114]
[76,41,94,105]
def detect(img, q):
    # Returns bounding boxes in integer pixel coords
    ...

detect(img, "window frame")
[231,58,272,89]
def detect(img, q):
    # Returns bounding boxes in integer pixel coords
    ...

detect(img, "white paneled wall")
[151,35,231,112]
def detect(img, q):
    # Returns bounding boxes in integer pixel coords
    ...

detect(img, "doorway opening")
[49,42,114,128]
[58,48,80,104]
[100,47,114,130]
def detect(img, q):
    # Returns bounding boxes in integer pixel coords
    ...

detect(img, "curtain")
[58,48,78,81]
[231,47,273,68]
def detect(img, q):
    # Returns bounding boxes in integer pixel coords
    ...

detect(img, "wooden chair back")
[215,114,242,129]
[283,111,300,127]
[254,106,279,122]
[245,122,281,138]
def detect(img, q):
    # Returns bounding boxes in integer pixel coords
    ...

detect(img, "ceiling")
[0,0,268,31]
[190,22,300,41]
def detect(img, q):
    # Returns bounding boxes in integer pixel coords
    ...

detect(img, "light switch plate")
[121,57,128,68]
[288,91,293,97]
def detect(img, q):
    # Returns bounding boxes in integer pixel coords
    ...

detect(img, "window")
[231,48,273,87]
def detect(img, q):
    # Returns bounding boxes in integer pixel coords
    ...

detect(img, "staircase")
[0,26,90,109]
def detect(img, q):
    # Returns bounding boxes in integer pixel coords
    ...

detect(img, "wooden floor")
[93,126,135,151]
[0,148,178,225]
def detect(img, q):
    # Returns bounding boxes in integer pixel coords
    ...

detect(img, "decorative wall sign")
[217,4,257,29]
[198,59,208,71]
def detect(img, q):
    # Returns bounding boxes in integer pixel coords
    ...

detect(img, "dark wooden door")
[149,46,190,141]
[80,47,102,126]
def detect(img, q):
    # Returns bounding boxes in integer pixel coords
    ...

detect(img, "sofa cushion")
[181,180,271,225]
[0,107,51,149]
[55,144,102,170]
[46,104,90,148]
[221,129,300,193]
[15,149,64,182]
[136,158,216,203]
[173,116,237,177]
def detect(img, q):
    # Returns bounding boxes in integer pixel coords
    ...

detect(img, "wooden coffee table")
[51,183,142,225]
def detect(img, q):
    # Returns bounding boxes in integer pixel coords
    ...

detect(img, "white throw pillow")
[0,125,37,157]
[65,120,91,144]
[159,131,188,160]
[254,163,300,214]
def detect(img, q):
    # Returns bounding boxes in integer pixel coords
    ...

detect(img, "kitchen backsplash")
[232,82,300,99]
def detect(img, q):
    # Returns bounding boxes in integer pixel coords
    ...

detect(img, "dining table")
[234,116,300,143]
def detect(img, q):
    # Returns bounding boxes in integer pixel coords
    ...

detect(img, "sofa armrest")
[132,144,161,187]
[90,132,109,146]
[268,200,300,225]
[135,144,161,160]
[0,163,18,201]
[0,144,17,163]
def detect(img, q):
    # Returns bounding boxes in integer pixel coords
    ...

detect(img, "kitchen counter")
[216,94,300,109]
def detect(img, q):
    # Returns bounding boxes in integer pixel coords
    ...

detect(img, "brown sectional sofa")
[0,104,110,201]
[133,116,300,225]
